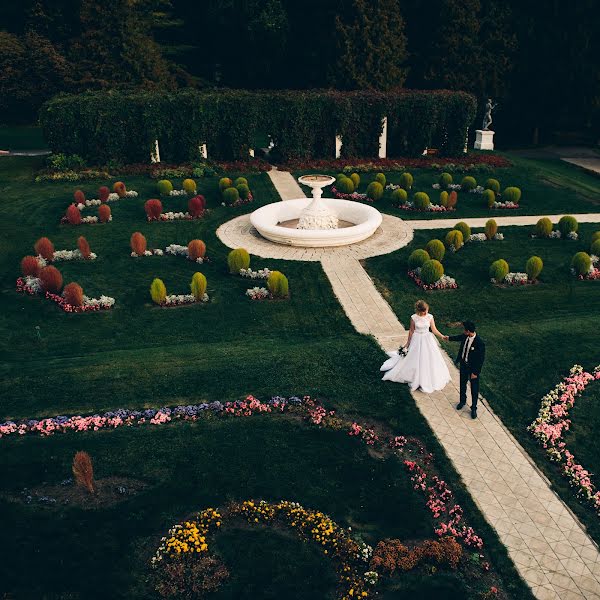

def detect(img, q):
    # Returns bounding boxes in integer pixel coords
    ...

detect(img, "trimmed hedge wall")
[40,89,477,164]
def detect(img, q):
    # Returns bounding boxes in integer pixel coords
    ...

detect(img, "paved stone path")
[562,158,600,176]
[267,168,306,200]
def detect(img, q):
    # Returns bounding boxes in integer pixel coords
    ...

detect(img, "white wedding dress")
[380,313,451,393]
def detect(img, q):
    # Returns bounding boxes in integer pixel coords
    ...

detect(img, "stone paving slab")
[267,169,306,200]
[410,213,600,230]
[562,158,600,176]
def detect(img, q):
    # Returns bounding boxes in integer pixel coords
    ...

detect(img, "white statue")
[483,98,497,131]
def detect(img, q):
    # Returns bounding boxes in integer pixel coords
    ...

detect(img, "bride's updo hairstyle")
[415,300,429,314]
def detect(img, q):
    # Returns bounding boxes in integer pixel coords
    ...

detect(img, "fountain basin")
[250,198,383,247]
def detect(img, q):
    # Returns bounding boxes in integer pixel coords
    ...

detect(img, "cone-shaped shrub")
[145,199,163,220]
[485,178,500,194]
[337,177,355,193]
[461,176,477,191]
[591,239,600,256]
[113,181,126,197]
[150,278,167,305]
[228,248,250,273]
[425,239,446,262]
[367,181,384,201]
[98,204,111,223]
[66,204,82,225]
[183,178,197,194]
[39,265,63,293]
[439,172,453,188]
[219,177,232,191]
[130,232,147,255]
[64,282,84,306]
[485,219,498,240]
[350,173,360,188]
[393,188,408,204]
[592,231,600,244]
[188,239,206,260]
[237,184,251,199]
[98,186,110,202]
[445,229,463,250]
[190,272,207,300]
[503,187,521,204]
[558,215,578,235]
[408,249,430,269]
[454,221,471,240]
[439,191,449,207]
[483,189,496,208]
[72,451,95,494]
[157,179,173,195]
[526,256,543,281]
[489,259,509,282]
[421,259,444,284]
[413,192,430,210]
[234,177,248,187]
[447,191,458,209]
[74,189,85,204]
[399,172,413,190]
[535,217,553,237]
[21,255,41,277]
[34,237,54,260]
[77,236,91,258]
[572,252,591,276]
[188,195,206,217]
[223,187,240,205]
[375,173,386,187]
[267,271,289,298]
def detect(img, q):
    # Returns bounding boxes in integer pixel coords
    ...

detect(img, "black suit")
[448,334,486,409]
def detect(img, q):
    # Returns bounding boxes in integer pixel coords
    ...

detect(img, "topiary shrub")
[503,186,521,204]
[77,236,91,258]
[39,265,63,293]
[337,177,355,194]
[485,178,500,194]
[228,248,250,273]
[461,176,477,191]
[367,181,384,201]
[425,239,446,261]
[150,278,167,305]
[413,192,430,210]
[445,229,463,250]
[350,173,360,188]
[592,231,600,244]
[74,189,85,204]
[439,172,453,188]
[219,177,232,191]
[188,239,206,261]
[558,215,578,235]
[188,195,206,217]
[66,204,82,225]
[408,249,430,269]
[145,199,163,220]
[113,181,126,197]
[375,173,386,187]
[484,219,498,240]
[64,282,84,306]
[98,204,111,223]
[267,271,289,298]
[130,232,147,255]
[572,252,591,276]
[526,256,543,281]
[183,178,197,194]
[21,255,41,277]
[535,217,553,237]
[591,239,600,256]
[489,259,509,282]
[399,172,413,190]
[223,187,240,206]
[234,177,248,187]
[190,272,207,300]
[34,237,54,260]
[392,188,408,204]
[336,173,346,183]
[439,191,449,207]
[98,186,110,202]
[421,259,444,284]
[157,179,173,195]
[447,191,458,209]
[454,221,471,240]
[237,183,251,199]
[483,189,496,208]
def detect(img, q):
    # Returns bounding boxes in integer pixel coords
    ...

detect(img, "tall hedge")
[40,89,477,164]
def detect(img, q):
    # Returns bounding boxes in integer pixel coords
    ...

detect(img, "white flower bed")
[468,233,504,242]
[53,249,97,261]
[169,189,187,196]
[246,287,270,300]
[77,190,138,210]
[160,211,193,221]
[491,201,519,209]
[164,244,207,263]
[239,268,272,280]
[83,295,115,309]
[163,293,209,306]
[24,275,42,293]
[492,272,529,285]
[131,249,164,257]
[431,183,482,193]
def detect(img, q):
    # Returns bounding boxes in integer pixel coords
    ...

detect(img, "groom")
[446,321,485,419]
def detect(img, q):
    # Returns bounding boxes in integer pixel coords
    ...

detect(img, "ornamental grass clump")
[267,271,289,298]
[558,215,578,236]
[485,178,500,194]
[425,239,445,261]
[157,179,174,195]
[190,272,207,300]
[483,189,496,208]
[228,248,250,273]
[188,195,206,217]
[150,278,167,305]
[454,221,471,240]
[113,181,126,197]
[393,188,408,204]
[446,191,458,209]
[413,192,430,210]
[188,239,206,261]
[421,259,444,284]
[337,177,355,193]
[591,239,600,256]
[77,236,91,259]
[526,256,543,281]
[489,259,509,283]
[571,252,591,276]
[145,199,163,220]
[130,232,147,255]
[72,451,95,494]
[21,255,41,277]
[66,204,82,225]
[350,172,360,188]
[439,172,453,188]
[98,186,110,202]
[74,189,85,204]
[408,249,430,269]
[367,181,383,201]
[445,229,463,250]
[98,204,111,223]
[64,282,84,306]
[399,172,413,190]
[375,172,386,187]
[535,217,553,237]
[236,183,251,199]
[222,187,240,206]
[183,178,197,194]
[218,177,232,191]
[39,265,63,293]
[592,231,600,244]
[439,191,449,207]
[503,186,521,204]
[485,219,498,240]
[35,237,54,260]
[461,176,477,191]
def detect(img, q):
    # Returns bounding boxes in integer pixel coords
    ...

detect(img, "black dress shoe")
[471,408,477,419]
[456,402,465,410]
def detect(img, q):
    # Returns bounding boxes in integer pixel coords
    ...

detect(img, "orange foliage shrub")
[98,204,111,223]
[77,236,91,258]
[72,451,95,494]
[39,265,63,293]
[34,237,54,260]
[188,239,206,260]
[188,195,206,218]
[74,189,85,204]
[447,191,458,209]
[21,255,41,277]
[98,186,110,202]
[145,199,163,220]
[64,282,84,306]
[66,203,82,225]
[130,232,147,255]
[113,181,126,197]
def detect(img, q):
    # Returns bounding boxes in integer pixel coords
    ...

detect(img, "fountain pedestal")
[296,175,338,230]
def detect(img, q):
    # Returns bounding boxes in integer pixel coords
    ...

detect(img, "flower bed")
[246,287,270,300]
[397,202,454,213]
[572,255,600,280]
[160,293,209,307]
[491,272,530,286]
[528,365,600,513]
[408,269,458,291]
[532,231,579,240]
[131,249,164,257]
[330,187,369,202]
[468,233,504,243]
[239,267,272,280]
[164,244,209,264]
[490,201,519,210]
[432,183,484,194]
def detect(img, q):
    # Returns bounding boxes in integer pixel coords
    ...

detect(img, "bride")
[381,300,451,393]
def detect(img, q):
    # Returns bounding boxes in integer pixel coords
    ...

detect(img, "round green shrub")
[485,219,498,240]
[535,217,553,237]
[375,173,386,187]
[571,252,591,276]
[445,229,463,250]
[227,248,250,273]
[337,177,355,194]
[413,192,430,210]
[591,239,600,256]
[367,181,384,201]
[190,272,207,299]
[503,186,522,204]
[183,178,197,194]
[157,179,173,195]
[558,215,578,235]
[267,271,289,298]
[223,186,240,205]
[150,278,166,305]
[234,177,248,187]
[439,191,449,207]
[421,259,444,284]
[526,256,543,281]
[592,231,600,244]
[454,221,471,240]
[439,172,453,188]
[392,188,408,204]
[485,178,500,194]
[425,239,446,261]
[489,259,509,282]
[236,183,251,199]
[219,177,232,191]
[399,172,413,190]
[336,173,346,182]
[483,189,496,208]
[350,172,360,188]
[461,176,477,191]
[408,249,430,270]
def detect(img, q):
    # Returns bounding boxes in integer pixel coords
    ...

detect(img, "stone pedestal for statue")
[474,130,495,151]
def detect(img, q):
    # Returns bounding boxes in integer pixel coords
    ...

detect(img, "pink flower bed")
[408,269,458,291]
[330,187,369,202]
[397,203,454,213]
[577,267,600,281]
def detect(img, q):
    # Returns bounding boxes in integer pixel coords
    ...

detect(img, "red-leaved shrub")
[72,451,95,494]
[34,237,54,260]
[447,191,458,209]
[98,186,110,202]
[64,282,84,306]
[74,190,85,204]
[131,231,147,254]
[188,239,206,260]
[66,204,82,225]
[113,181,126,197]
[21,255,41,277]
[98,204,111,223]
[77,236,91,259]
[145,199,163,220]
[39,265,63,293]
[188,195,206,217]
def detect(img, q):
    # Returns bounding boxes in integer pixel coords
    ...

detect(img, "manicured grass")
[366,223,600,543]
